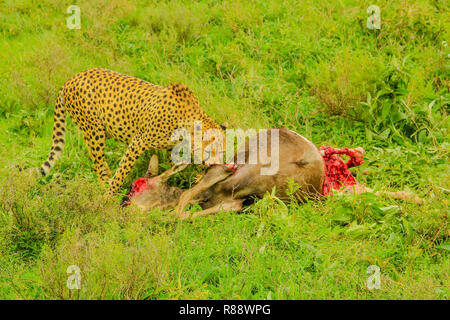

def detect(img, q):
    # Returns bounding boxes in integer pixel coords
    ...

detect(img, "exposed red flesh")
[121,177,147,207]
[130,177,147,194]
[320,146,364,196]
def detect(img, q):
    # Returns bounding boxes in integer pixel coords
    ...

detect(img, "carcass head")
[120,155,187,210]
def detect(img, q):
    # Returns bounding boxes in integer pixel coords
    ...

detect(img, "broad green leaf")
[437,243,450,251]
[379,206,401,215]
[331,206,352,224]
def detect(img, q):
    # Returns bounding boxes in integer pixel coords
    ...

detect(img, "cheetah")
[40,68,225,194]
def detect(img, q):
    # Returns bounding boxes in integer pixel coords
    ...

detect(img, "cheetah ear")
[147,154,159,177]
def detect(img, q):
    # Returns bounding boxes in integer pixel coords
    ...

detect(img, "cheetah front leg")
[107,137,151,195]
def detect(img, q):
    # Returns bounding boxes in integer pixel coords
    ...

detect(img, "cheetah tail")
[39,89,66,176]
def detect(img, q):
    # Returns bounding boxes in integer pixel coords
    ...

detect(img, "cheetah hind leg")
[82,128,111,185]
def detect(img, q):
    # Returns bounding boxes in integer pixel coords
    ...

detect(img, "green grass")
[0,0,448,299]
